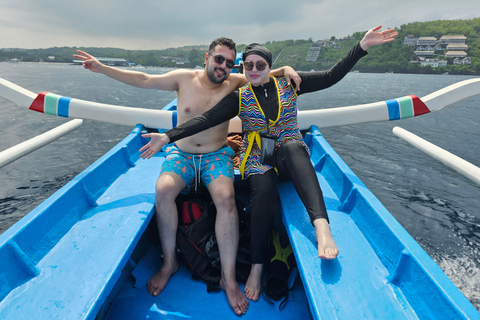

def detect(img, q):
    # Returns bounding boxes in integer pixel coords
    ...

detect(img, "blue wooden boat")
[1,78,480,319]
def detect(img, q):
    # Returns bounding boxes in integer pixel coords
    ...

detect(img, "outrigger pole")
[393,126,480,186]
[2,77,480,131]
[0,119,83,168]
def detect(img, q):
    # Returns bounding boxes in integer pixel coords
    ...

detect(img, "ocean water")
[0,62,479,311]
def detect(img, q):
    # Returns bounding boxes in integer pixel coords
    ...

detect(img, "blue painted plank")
[279,183,416,319]
[0,126,160,320]
[279,126,480,320]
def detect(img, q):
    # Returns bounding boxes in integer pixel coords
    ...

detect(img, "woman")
[140,25,398,301]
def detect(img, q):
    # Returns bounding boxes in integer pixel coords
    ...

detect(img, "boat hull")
[0,126,479,319]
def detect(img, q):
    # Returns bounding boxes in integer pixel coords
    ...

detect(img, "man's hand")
[73,50,104,73]
[139,133,170,159]
[283,66,302,92]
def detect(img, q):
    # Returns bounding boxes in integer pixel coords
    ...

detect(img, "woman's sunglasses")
[243,61,267,72]
[211,54,235,69]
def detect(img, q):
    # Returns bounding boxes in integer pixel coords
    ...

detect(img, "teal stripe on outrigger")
[398,96,414,119]
[44,93,61,116]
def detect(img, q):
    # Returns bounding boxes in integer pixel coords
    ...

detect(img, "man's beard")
[207,66,228,84]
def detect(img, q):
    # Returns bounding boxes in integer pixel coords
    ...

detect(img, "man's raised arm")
[270,66,302,91]
[73,50,181,91]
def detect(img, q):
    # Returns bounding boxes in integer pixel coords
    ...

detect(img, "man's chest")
[178,88,228,117]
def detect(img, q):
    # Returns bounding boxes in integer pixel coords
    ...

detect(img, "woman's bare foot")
[314,218,339,259]
[244,264,263,301]
[220,277,249,315]
[146,258,179,297]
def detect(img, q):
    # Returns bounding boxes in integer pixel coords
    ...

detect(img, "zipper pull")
[264,88,268,97]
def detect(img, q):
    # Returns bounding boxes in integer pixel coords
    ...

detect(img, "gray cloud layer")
[1,0,478,49]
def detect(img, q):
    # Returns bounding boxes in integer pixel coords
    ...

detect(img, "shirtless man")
[73,38,299,316]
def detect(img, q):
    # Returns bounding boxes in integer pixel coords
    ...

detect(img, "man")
[74,37,298,316]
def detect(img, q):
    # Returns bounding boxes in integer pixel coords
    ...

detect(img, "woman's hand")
[139,133,170,159]
[360,25,398,51]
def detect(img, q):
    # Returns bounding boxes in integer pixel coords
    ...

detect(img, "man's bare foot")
[244,264,263,301]
[314,218,339,260]
[220,277,249,315]
[147,259,179,297]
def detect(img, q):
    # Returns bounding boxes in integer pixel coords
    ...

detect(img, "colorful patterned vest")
[238,76,309,178]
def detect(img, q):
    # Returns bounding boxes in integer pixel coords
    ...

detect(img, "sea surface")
[1,62,479,311]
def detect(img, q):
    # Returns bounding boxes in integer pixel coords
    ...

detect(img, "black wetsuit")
[166,43,367,264]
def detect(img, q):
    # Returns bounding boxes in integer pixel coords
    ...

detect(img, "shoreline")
[1,61,477,75]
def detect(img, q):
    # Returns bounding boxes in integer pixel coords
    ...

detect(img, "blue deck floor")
[103,245,311,320]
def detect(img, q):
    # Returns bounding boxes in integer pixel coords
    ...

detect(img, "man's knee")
[155,173,185,201]
[211,187,237,213]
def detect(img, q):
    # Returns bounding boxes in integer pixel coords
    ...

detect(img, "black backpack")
[175,194,251,292]
[176,195,221,291]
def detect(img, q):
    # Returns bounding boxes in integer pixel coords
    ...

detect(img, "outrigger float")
[0,76,480,319]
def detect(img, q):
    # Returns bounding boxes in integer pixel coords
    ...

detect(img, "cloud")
[1,0,479,49]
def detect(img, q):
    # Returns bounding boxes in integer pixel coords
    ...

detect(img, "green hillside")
[2,18,480,75]
[265,18,480,75]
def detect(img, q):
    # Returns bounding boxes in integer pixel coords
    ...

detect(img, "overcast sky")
[1,0,479,50]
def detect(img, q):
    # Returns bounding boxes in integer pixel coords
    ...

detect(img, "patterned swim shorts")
[160,144,235,193]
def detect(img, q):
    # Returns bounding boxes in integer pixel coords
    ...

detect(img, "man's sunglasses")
[243,61,268,72]
[211,54,235,69]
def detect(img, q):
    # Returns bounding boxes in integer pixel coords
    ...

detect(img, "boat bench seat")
[279,180,421,320]
[0,130,162,320]
[279,127,478,320]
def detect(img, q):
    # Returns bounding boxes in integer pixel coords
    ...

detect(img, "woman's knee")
[277,141,308,160]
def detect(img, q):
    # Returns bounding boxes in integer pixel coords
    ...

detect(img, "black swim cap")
[243,43,272,68]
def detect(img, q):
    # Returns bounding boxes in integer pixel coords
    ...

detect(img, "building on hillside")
[313,40,326,48]
[403,35,418,46]
[72,57,130,66]
[306,40,332,62]
[439,35,467,45]
[328,42,341,49]
[420,59,448,67]
[446,43,468,51]
[174,58,190,65]
[416,45,435,51]
[404,33,471,66]
[454,57,472,65]
[417,37,437,46]
[306,47,320,62]
[411,55,425,63]
[445,51,468,58]
[414,50,435,57]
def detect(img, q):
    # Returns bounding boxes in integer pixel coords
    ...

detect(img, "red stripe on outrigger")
[410,95,430,116]
[29,92,50,113]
